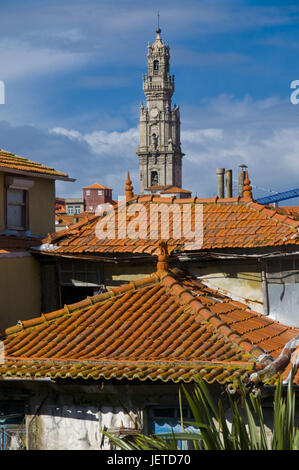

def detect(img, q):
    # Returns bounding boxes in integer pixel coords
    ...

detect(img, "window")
[148,406,199,449]
[151,171,158,186]
[67,206,74,215]
[153,60,159,71]
[59,259,102,287]
[98,190,103,196]
[0,401,25,450]
[75,205,81,214]
[86,190,90,196]
[6,188,27,230]
[266,257,299,284]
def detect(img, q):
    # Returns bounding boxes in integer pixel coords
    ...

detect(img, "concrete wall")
[188,262,264,314]
[0,255,41,330]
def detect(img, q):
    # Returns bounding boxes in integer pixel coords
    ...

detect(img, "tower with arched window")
[137,28,184,193]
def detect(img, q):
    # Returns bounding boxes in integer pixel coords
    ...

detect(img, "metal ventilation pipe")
[216,168,225,198]
[225,169,232,198]
[238,164,247,197]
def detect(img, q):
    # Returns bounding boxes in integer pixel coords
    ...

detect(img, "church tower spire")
[137,29,184,194]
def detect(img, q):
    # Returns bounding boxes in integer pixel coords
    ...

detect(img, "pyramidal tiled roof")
[41,195,299,257]
[83,182,112,190]
[0,270,297,386]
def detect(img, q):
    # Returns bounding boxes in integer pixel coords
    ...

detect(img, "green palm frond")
[104,367,299,451]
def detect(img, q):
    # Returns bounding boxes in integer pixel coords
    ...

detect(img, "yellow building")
[0,149,74,331]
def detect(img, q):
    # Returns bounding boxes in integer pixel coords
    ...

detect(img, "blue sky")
[1,0,299,203]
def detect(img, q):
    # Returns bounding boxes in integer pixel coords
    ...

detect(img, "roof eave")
[0,166,75,182]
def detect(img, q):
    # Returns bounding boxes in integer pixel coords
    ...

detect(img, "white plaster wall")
[188,264,264,314]
[27,396,142,450]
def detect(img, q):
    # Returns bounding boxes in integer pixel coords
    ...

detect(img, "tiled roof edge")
[4,272,161,337]
[245,200,299,231]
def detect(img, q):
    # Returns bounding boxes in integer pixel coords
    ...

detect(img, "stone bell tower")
[137,28,184,194]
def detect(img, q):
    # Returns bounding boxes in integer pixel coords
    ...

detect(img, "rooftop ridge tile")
[161,274,266,359]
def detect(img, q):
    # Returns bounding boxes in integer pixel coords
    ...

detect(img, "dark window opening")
[60,286,97,305]
[151,171,158,186]
[153,60,159,71]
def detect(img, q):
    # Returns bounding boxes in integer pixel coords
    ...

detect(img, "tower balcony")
[143,81,175,94]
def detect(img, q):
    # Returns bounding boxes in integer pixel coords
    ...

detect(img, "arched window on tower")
[153,60,159,73]
[151,171,158,186]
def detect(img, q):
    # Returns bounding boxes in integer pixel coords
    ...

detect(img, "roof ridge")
[4,273,161,337]
[246,200,299,230]
[160,274,265,359]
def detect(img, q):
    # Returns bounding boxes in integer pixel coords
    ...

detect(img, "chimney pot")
[238,164,247,197]
[225,169,233,198]
[216,168,225,198]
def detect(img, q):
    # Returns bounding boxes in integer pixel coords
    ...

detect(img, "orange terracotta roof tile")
[41,197,299,257]
[0,271,297,386]
[0,149,72,181]
[160,186,192,194]
[83,182,112,190]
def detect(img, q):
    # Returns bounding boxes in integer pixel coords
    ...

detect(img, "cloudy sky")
[1,0,299,203]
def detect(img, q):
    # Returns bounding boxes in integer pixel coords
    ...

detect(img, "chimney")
[238,164,247,197]
[216,168,225,198]
[225,169,232,198]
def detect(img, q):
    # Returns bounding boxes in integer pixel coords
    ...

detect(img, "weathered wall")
[2,381,298,450]
[103,262,155,289]
[25,382,186,450]
[268,284,299,327]
[27,395,141,450]
[187,263,264,314]
[0,255,41,330]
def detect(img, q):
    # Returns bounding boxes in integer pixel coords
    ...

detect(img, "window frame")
[5,187,28,231]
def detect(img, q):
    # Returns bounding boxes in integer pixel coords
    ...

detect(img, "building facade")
[137,29,184,194]
[83,183,113,212]
[0,149,73,330]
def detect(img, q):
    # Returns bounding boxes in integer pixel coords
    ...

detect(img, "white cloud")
[51,94,299,201]
[0,39,91,81]
[51,126,139,157]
